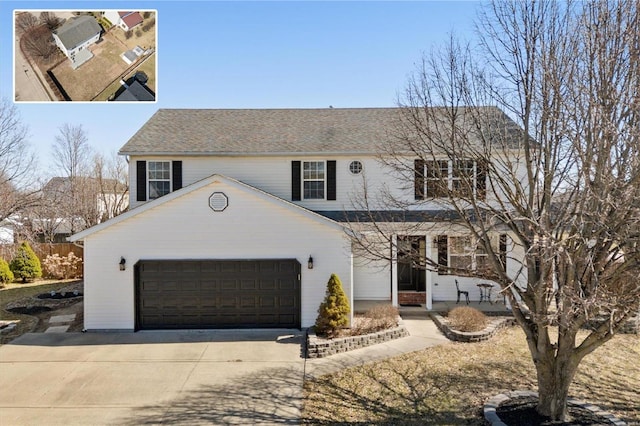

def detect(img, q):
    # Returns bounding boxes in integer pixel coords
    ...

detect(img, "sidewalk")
[304,310,449,378]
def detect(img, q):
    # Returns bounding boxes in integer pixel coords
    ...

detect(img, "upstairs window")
[303,161,325,200]
[148,161,171,199]
[415,159,487,201]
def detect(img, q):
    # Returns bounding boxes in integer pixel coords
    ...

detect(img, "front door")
[397,236,426,291]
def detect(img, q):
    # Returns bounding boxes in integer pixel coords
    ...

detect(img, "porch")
[354,298,511,315]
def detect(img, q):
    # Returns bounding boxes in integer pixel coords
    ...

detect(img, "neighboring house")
[52,15,102,69]
[34,177,128,242]
[112,71,155,102]
[103,11,144,32]
[70,108,526,332]
[0,217,19,244]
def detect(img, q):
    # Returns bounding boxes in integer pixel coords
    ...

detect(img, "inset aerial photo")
[14,10,156,102]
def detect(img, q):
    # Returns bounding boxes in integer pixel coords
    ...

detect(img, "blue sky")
[0,1,480,176]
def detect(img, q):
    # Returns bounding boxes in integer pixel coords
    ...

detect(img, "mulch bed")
[497,396,617,425]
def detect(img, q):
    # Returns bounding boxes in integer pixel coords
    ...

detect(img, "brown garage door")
[135,259,301,329]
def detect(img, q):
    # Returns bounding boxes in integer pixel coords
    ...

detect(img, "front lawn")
[0,279,79,344]
[303,326,640,425]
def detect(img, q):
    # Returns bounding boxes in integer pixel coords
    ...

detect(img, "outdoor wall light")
[119,257,126,271]
[308,256,314,270]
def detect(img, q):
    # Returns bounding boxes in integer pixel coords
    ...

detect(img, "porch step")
[398,291,426,306]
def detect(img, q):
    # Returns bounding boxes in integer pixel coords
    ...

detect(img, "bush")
[9,242,42,283]
[125,30,133,39]
[0,258,14,285]
[447,306,488,332]
[315,273,350,337]
[350,304,399,336]
[43,252,83,279]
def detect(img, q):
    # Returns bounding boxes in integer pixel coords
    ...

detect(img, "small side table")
[477,283,494,304]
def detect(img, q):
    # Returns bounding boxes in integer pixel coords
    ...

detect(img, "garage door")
[136,259,301,329]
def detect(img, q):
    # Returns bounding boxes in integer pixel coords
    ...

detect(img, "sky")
[0,1,480,178]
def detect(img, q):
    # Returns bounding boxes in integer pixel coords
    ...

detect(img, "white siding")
[128,156,387,211]
[353,257,390,300]
[83,177,352,330]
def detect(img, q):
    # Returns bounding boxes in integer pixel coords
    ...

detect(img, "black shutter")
[437,235,448,273]
[136,161,146,202]
[172,161,182,191]
[476,161,487,201]
[327,160,336,201]
[414,159,425,200]
[291,161,301,201]
[499,234,508,271]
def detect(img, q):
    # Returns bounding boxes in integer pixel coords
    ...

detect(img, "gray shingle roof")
[54,15,101,50]
[119,107,523,155]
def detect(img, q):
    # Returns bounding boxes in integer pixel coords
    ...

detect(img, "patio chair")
[455,279,470,304]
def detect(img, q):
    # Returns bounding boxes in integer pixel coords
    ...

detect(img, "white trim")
[69,173,345,241]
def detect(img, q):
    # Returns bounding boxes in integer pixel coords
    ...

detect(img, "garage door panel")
[137,259,301,329]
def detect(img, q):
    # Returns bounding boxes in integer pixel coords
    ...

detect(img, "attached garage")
[69,174,353,331]
[136,259,301,329]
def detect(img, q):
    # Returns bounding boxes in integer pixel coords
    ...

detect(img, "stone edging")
[484,390,627,426]
[430,313,516,342]
[306,318,409,358]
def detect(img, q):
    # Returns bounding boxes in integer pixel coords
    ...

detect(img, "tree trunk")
[535,354,578,421]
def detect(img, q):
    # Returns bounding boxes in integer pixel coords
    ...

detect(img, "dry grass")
[303,326,640,425]
[0,279,79,344]
[346,304,400,337]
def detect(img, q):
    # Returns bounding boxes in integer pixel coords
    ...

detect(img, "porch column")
[391,234,398,307]
[425,234,433,310]
[349,252,354,325]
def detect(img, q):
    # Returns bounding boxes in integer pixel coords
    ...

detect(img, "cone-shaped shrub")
[9,242,42,283]
[315,273,350,337]
[0,258,14,285]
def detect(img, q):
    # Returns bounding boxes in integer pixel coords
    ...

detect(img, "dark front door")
[397,236,426,291]
[136,259,301,329]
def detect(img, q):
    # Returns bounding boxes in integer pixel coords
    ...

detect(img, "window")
[426,160,449,198]
[303,161,325,199]
[435,235,503,273]
[349,160,363,175]
[415,159,487,200]
[452,160,475,197]
[148,161,171,199]
[449,236,473,270]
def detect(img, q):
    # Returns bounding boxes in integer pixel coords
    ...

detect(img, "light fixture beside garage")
[209,192,229,212]
[308,256,314,269]
[119,257,126,271]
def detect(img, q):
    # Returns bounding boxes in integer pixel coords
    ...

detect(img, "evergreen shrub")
[9,242,42,283]
[314,273,350,337]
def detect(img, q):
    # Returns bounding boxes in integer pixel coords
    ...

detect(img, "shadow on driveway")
[119,365,303,425]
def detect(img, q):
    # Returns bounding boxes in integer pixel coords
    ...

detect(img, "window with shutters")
[303,161,325,200]
[426,160,449,198]
[148,161,171,199]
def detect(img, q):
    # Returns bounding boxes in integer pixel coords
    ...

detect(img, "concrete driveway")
[0,329,305,425]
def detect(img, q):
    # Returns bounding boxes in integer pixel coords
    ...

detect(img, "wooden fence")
[0,243,83,263]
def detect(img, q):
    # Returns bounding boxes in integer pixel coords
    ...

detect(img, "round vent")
[209,192,228,212]
[349,160,363,175]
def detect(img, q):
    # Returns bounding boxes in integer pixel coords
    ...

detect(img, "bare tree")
[350,0,640,421]
[15,12,38,35]
[51,124,96,233]
[92,152,129,222]
[0,98,38,223]
[39,11,62,31]
[21,24,58,64]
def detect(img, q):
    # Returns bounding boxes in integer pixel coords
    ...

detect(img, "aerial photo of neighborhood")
[14,10,156,102]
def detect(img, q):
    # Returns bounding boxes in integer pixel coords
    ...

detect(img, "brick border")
[306,318,409,358]
[430,313,516,342]
[484,390,626,426]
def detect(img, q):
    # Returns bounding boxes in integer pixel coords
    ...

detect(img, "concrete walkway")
[305,310,450,378]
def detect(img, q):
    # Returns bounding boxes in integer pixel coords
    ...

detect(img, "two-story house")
[52,15,102,69]
[70,107,524,331]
